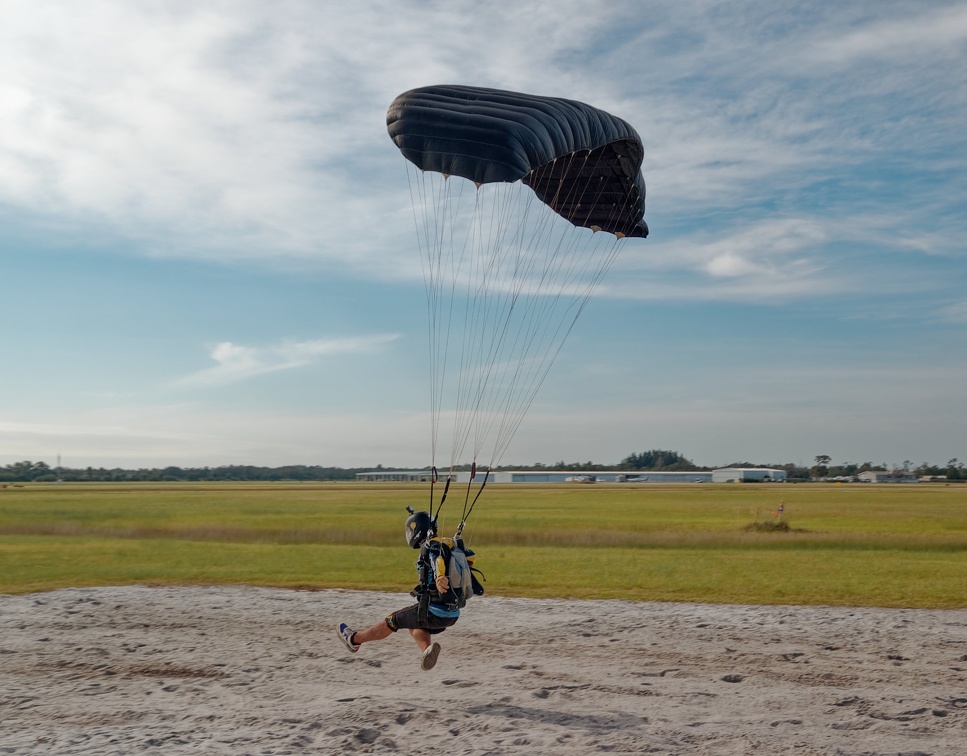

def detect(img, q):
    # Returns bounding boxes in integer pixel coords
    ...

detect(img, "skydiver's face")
[406,519,418,547]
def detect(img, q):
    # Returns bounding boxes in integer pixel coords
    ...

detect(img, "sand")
[1,585,965,754]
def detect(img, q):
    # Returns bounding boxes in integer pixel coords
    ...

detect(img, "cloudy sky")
[1,0,965,470]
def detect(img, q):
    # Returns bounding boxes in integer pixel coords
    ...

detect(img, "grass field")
[1,481,965,607]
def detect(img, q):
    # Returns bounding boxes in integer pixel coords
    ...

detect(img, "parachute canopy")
[386,85,648,523]
[387,84,648,238]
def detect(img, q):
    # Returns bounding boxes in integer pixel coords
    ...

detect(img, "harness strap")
[417,591,430,626]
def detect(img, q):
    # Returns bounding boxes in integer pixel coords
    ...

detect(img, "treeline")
[1,452,964,483]
[610,451,966,481]
[806,460,965,481]
[0,461,368,483]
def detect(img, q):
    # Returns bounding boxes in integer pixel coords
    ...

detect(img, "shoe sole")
[421,642,441,671]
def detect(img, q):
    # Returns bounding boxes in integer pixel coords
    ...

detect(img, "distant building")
[711,468,787,483]
[610,471,712,483]
[356,469,714,483]
[858,470,917,483]
[354,470,435,482]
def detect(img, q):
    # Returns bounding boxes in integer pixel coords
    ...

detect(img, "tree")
[947,458,964,481]
[618,450,698,471]
[811,454,831,479]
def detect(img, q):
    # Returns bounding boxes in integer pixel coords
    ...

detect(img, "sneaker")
[337,623,359,653]
[421,642,442,671]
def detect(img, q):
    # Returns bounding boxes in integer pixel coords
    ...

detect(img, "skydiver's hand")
[435,575,450,593]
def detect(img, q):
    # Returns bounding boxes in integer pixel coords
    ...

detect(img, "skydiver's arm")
[432,549,449,593]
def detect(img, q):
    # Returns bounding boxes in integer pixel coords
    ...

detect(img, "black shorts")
[385,604,458,634]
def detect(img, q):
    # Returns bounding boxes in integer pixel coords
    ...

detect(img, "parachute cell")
[387,85,648,238]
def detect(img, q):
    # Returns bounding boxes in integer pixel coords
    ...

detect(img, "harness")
[411,536,484,625]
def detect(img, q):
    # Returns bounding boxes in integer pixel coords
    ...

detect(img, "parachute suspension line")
[429,465,438,512]
[440,178,475,472]
[426,173,451,473]
[412,167,525,494]
[461,460,478,520]
[458,467,490,537]
[438,185,533,517]
[445,189,480,469]
[468,187,549,470]
[490,237,622,464]
[463,185,556,469]
[431,472,452,526]
[478,202,559,464]
[464,186,534,464]
[484,152,625,466]
[408,158,628,506]
[452,187,498,467]
[447,183,530,470]
[481,158,577,463]
[408,164,447,471]
[408,163,477,518]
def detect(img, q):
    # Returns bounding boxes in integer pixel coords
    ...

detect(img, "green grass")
[1,481,965,607]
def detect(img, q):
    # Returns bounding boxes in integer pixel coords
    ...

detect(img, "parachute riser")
[425,466,489,538]
[431,474,452,525]
[462,468,490,529]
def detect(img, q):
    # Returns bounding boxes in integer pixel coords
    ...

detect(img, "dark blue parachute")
[386,85,648,239]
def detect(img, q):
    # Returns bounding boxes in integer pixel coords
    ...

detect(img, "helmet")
[404,510,434,549]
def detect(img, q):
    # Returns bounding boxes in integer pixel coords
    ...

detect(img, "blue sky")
[1,0,965,470]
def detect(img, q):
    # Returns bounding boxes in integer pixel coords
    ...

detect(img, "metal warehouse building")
[710,467,787,483]
[355,470,718,483]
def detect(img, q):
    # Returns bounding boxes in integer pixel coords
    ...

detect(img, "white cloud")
[173,334,400,388]
[808,5,967,65]
[0,0,962,303]
[700,218,827,275]
[601,217,832,301]
[0,1,637,266]
[706,252,762,278]
[0,1,398,263]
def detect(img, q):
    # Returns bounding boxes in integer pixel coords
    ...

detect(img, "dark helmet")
[404,509,434,549]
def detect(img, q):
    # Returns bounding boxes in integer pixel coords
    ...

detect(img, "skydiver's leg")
[409,627,432,652]
[352,620,393,645]
[411,628,442,670]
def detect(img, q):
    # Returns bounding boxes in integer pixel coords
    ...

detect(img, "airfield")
[2,481,965,753]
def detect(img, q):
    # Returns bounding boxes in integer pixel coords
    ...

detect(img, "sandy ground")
[1,586,966,755]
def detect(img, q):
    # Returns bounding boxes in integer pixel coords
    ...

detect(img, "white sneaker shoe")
[337,623,359,653]
[421,642,441,671]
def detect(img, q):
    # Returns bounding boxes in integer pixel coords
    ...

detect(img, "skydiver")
[337,509,473,671]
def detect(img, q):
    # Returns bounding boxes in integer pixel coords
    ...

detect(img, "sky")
[1,0,965,471]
